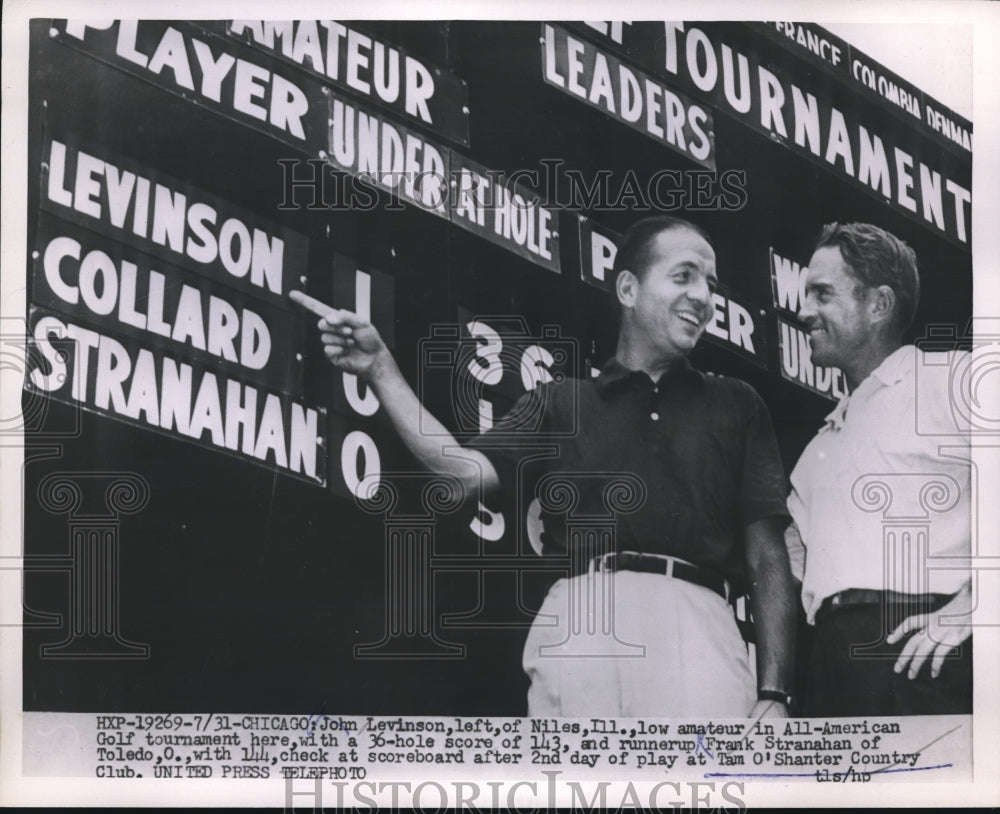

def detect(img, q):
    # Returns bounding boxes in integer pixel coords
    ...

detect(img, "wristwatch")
[757,689,793,706]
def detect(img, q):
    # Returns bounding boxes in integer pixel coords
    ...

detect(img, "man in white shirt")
[786,222,972,716]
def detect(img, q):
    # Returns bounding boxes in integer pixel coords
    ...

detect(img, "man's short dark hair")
[613,216,714,282]
[815,222,920,336]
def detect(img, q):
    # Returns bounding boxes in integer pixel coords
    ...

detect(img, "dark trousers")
[802,600,972,717]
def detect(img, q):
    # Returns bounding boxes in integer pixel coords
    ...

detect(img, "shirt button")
[650,412,660,421]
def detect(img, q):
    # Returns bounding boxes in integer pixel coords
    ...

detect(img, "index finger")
[288,290,341,320]
[887,613,928,644]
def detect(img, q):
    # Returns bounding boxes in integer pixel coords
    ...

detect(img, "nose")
[798,294,817,324]
[687,273,713,306]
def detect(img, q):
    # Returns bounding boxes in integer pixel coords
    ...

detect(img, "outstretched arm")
[745,516,797,719]
[290,291,499,499]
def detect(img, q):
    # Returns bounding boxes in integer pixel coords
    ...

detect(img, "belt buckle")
[663,556,675,579]
[590,552,615,574]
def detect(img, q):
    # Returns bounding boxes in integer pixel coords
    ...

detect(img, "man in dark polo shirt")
[292,216,796,718]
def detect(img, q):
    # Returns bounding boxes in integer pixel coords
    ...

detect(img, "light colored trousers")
[523,570,755,717]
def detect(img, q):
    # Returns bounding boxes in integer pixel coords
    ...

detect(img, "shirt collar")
[822,395,851,431]
[595,355,702,397]
[821,345,914,430]
[868,344,915,387]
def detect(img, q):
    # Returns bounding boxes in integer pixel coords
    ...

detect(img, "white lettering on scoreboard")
[327,94,449,215]
[44,139,303,306]
[39,231,271,372]
[31,137,324,480]
[29,310,324,481]
[769,247,808,317]
[658,22,971,243]
[230,20,435,123]
[542,24,715,168]
[60,21,311,142]
[450,159,558,270]
[776,315,847,401]
[323,95,562,273]
[576,21,972,247]
[226,20,471,146]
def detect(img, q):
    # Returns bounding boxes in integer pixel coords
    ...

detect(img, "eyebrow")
[673,263,718,282]
[671,261,714,275]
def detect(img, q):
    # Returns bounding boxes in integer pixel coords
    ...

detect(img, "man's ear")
[616,269,638,310]
[869,284,896,326]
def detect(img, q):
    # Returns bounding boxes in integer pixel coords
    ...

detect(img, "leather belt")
[586,551,731,602]
[816,589,950,623]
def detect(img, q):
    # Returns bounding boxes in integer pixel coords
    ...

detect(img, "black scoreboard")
[24,20,972,715]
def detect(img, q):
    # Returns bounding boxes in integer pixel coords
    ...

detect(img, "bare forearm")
[288,292,500,500]
[367,352,498,497]
[746,518,796,695]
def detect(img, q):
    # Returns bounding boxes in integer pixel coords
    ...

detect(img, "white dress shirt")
[787,345,971,623]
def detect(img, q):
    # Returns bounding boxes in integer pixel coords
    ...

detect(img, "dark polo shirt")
[472,357,790,591]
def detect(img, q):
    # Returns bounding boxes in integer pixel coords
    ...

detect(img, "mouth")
[675,311,702,328]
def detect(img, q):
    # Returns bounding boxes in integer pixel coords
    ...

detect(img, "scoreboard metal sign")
[21,18,973,717]
[565,21,972,247]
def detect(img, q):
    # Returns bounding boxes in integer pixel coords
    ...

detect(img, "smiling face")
[799,246,873,370]
[619,226,718,363]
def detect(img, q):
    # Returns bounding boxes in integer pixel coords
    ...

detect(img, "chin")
[806,339,830,367]
[809,349,837,368]
[675,328,702,346]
